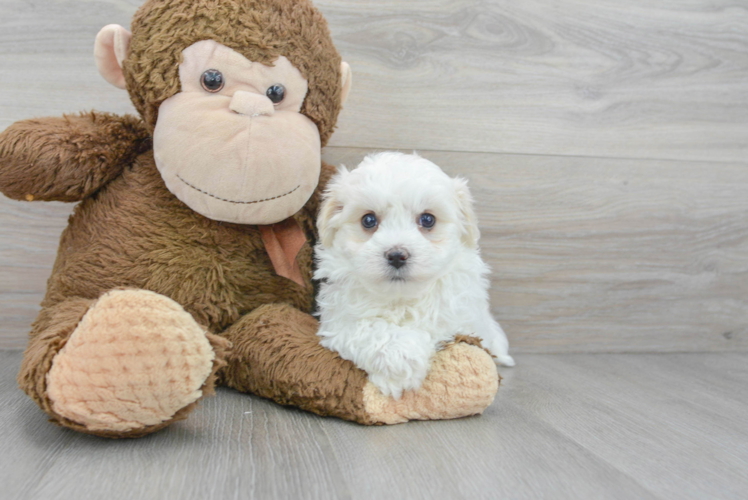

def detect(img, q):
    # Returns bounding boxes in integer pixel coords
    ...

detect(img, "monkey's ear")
[453,177,480,248]
[340,62,353,105]
[94,25,132,90]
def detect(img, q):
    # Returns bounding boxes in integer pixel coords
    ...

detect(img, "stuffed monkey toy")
[0,0,499,438]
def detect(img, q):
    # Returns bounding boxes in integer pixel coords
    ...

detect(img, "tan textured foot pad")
[363,343,499,424]
[46,289,215,433]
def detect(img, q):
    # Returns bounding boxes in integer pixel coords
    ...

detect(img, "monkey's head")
[94,0,352,224]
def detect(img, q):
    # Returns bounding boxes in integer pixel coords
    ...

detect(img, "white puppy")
[314,152,514,399]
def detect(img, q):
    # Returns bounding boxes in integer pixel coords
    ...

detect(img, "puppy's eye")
[361,213,378,229]
[201,70,225,92]
[419,213,436,229]
[266,84,286,104]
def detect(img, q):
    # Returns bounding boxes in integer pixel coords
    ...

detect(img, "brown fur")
[6,108,355,436]
[0,112,150,202]
[1,0,497,437]
[1,0,356,438]
[36,146,329,328]
[125,0,343,146]
[220,303,374,424]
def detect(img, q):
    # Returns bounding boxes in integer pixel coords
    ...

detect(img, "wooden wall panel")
[324,0,748,162]
[322,148,748,353]
[1,0,746,351]
[0,1,745,161]
[2,148,746,352]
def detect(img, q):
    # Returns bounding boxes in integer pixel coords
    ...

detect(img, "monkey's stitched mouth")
[176,174,300,205]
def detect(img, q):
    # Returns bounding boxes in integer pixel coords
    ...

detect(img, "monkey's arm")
[0,111,150,202]
[219,304,500,425]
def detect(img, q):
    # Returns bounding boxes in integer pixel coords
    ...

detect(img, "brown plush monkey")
[0,0,499,438]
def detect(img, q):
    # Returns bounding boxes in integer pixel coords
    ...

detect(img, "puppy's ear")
[317,195,343,247]
[317,170,347,247]
[453,177,480,248]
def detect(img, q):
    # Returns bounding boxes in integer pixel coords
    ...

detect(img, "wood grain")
[0,199,72,348]
[0,351,351,500]
[2,147,747,352]
[2,350,747,499]
[325,147,748,354]
[1,0,747,352]
[1,0,746,161]
[2,2,747,497]
[324,0,748,161]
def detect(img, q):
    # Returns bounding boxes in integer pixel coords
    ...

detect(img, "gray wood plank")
[3,351,748,499]
[601,353,748,433]
[0,352,82,499]
[25,401,352,500]
[502,354,748,500]
[1,0,746,161]
[0,351,351,500]
[0,0,138,123]
[324,147,748,354]
[322,353,748,499]
[0,200,72,349]
[3,147,747,352]
[515,354,748,499]
[326,0,748,162]
[320,400,657,500]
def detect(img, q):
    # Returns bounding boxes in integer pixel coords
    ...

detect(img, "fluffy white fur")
[314,152,514,399]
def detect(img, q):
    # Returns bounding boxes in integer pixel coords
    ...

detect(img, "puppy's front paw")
[483,336,515,367]
[480,323,515,367]
[366,331,434,399]
[362,341,500,424]
[494,353,516,367]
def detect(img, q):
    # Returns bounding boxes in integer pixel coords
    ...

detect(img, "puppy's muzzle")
[385,248,410,270]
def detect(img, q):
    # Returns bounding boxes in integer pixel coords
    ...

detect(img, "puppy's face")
[317,153,479,294]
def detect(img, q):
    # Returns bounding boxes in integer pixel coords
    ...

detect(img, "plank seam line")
[325,146,748,167]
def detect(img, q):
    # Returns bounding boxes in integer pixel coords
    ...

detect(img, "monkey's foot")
[46,289,226,436]
[362,341,500,424]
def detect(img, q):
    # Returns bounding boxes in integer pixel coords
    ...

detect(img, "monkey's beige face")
[152,40,321,224]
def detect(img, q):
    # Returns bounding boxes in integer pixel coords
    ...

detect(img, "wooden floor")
[1,350,747,500]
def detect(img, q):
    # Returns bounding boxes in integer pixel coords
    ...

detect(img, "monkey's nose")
[229,91,275,117]
[385,248,410,269]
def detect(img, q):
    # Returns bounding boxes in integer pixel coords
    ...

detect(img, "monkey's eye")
[201,70,224,92]
[361,213,378,230]
[266,84,286,104]
[419,213,436,229]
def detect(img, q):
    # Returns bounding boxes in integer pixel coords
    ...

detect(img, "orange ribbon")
[258,217,308,287]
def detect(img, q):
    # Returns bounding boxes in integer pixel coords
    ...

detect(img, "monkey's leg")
[17,289,229,438]
[219,304,499,424]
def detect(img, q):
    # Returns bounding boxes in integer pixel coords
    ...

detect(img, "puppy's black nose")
[385,249,409,269]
